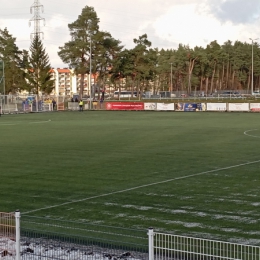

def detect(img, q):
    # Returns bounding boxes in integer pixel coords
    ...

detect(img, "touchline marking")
[23,159,260,215]
[0,120,51,126]
[244,129,260,138]
[0,124,17,126]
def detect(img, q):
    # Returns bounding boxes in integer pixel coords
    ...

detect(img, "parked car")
[220,91,241,97]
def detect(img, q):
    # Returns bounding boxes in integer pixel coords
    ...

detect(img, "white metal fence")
[148,228,260,260]
[1,213,260,260]
[0,96,18,114]
[0,95,65,114]
[68,101,79,111]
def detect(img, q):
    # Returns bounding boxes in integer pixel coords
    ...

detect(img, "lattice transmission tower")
[29,0,45,39]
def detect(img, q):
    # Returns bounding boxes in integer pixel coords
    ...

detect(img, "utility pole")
[29,0,45,39]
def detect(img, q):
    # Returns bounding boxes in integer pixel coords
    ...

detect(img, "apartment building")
[51,68,75,96]
[51,68,95,97]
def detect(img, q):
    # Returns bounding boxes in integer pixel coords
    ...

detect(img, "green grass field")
[1,111,260,244]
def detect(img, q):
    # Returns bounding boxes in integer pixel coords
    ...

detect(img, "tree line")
[0,5,260,96]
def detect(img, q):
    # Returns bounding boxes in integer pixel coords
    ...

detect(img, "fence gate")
[149,229,260,260]
[0,211,20,259]
[57,96,65,111]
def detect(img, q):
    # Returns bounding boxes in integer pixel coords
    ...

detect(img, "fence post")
[15,210,20,260]
[148,227,154,260]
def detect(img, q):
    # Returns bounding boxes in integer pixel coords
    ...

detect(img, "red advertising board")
[106,102,144,110]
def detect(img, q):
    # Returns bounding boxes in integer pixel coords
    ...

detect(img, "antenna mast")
[29,0,45,39]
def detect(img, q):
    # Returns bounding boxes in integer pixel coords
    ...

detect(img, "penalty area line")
[23,159,260,215]
[29,120,52,124]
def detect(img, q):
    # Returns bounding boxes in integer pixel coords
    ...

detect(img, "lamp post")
[249,38,258,95]
[89,34,92,110]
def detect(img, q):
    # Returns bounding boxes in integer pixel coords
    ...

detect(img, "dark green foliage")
[0,28,28,94]
[111,34,157,96]
[58,6,100,78]
[26,35,54,94]
[58,5,122,97]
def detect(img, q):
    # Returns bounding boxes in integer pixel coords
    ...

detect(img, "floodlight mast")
[249,38,259,95]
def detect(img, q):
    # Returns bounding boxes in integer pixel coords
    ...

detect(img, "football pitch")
[1,111,260,244]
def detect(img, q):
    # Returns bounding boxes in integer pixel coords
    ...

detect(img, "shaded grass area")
[0,111,260,243]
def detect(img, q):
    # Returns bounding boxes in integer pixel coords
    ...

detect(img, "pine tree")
[0,28,28,94]
[58,6,100,98]
[27,35,54,95]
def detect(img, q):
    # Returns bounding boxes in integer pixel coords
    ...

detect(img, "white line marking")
[29,119,51,124]
[0,120,51,126]
[244,129,260,138]
[23,159,260,215]
[0,124,17,126]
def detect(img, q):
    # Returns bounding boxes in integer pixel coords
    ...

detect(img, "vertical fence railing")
[148,228,154,260]
[19,215,148,259]
[149,228,260,260]
[15,211,20,260]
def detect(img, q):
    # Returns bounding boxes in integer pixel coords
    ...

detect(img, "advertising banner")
[207,103,227,111]
[156,103,175,111]
[176,103,205,111]
[228,103,249,112]
[144,103,156,110]
[106,102,144,110]
[175,103,184,111]
[250,103,260,112]
[184,103,197,111]
[197,103,206,111]
[176,103,195,111]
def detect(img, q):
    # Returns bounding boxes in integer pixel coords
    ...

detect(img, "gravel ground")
[0,238,148,260]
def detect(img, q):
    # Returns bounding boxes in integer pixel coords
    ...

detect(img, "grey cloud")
[134,22,179,50]
[208,0,260,24]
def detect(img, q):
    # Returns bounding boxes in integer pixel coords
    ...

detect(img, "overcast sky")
[1,0,260,68]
